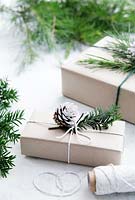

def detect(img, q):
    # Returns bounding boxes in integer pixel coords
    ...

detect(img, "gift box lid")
[61,36,135,92]
[21,112,125,152]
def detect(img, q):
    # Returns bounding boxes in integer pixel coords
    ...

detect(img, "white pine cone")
[53,102,79,127]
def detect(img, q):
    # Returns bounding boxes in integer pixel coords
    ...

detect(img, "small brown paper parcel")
[61,36,135,124]
[21,112,125,166]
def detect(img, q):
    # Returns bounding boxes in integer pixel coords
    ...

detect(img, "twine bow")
[28,119,123,164]
[28,120,91,164]
[54,121,91,164]
[28,101,122,164]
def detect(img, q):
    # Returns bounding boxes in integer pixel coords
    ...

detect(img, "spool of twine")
[88,170,96,193]
[88,165,135,195]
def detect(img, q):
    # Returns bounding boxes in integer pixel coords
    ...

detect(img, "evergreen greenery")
[77,105,121,131]
[0,0,135,68]
[80,33,135,73]
[0,79,24,177]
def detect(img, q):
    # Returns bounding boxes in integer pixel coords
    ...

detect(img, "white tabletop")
[0,3,135,199]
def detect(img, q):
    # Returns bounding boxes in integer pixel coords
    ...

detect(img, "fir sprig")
[0,79,18,109]
[80,33,135,73]
[0,110,24,143]
[77,105,121,131]
[0,79,24,178]
[0,136,15,178]
[53,103,121,132]
[0,0,135,68]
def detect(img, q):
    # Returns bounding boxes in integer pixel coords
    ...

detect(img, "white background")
[0,1,135,199]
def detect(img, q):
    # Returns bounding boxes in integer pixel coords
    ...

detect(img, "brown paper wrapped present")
[61,36,135,124]
[21,112,125,166]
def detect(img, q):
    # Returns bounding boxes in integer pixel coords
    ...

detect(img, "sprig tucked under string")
[79,33,135,73]
[53,103,121,132]
[52,102,121,164]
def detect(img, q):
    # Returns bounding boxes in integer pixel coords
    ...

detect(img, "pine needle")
[0,79,24,178]
[80,32,135,73]
[77,105,121,131]
[0,0,135,68]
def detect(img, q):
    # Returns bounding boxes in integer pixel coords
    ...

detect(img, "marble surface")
[0,3,135,199]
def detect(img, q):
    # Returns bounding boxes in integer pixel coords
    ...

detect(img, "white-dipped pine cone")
[53,102,79,127]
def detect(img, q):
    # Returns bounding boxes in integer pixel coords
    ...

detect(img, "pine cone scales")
[53,103,78,127]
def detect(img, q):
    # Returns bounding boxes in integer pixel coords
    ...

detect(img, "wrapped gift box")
[61,36,135,124]
[21,112,125,166]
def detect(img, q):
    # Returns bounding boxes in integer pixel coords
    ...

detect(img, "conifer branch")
[0,79,24,178]
[80,33,135,73]
[53,103,121,132]
[77,105,121,131]
[0,0,135,69]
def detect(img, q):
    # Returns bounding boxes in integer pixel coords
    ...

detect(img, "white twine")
[33,165,135,197]
[33,171,82,197]
[28,119,91,163]
[94,165,135,195]
[31,120,90,197]
[28,120,123,164]
[56,121,91,163]
[29,120,128,197]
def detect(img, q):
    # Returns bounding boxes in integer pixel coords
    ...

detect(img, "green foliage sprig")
[0,0,135,68]
[53,103,121,132]
[77,105,121,131]
[80,33,135,73]
[0,79,24,177]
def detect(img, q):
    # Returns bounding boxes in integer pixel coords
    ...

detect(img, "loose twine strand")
[30,120,90,197]
[28,121,128,197]
[28,120,92,164]
[33,165,135,197]
[33,171,82,197]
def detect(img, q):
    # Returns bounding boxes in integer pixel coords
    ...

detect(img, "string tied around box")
[89,50,135,106]
[115,68,135,105]
[29,102,92,164]
[80,39,135,106]
[52,103,92,164]
[28,102,121,164]
[28,102,121,197]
